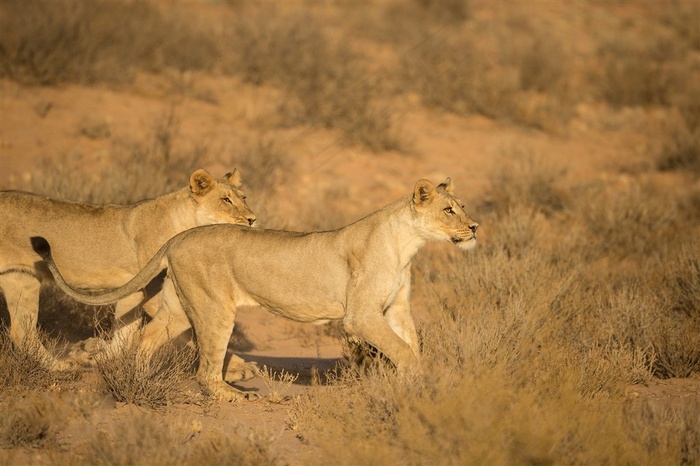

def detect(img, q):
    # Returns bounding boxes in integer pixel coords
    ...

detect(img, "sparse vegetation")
[30,109,205,204]
[0,326,78,392]
[0,0,220,85]
[93,330,206,410]
[225,6,400,150]
[81,416,278,466]
[260,365,299,404]
[1,1,699,464]
[0,393,69,449]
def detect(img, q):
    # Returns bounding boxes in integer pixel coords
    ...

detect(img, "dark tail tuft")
[30,236,52,259]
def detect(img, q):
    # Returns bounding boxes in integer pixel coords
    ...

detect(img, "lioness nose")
[469,223,478,233]
[247,216,257,227]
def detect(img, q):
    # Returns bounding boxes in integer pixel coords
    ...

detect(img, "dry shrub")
[400,28,517,119]
[594,26,685,107]
[412,0,470,23]
[658,85,700,174]
[647,249,700,378]
[626,397,700,466]
[259,365,299,404]
[93,330,206,409]
[290,238,695,464]
[82,416,278,466]
[29,110,205,204]
[663,1,700,50]
[0,325,79,392]
[0,0,220,85]
[573,180,693,260]
[399,12,572,129]
[224,6,399,150]
[485,144,569,217]
[0,393,69,449]
[226,136,292,196]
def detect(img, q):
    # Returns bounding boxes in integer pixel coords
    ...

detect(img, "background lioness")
[34,178,478,400]
[0,168,256,369]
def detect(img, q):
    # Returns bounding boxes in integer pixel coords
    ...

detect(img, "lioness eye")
[444,207,455,215]
[222,197,232,204]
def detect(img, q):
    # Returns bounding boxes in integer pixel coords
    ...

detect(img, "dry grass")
[224,6,400,150]
[393,6,576,131]
[0,0,219,85]
[259,365,299,404]
[93,329,207,410]
[594,28,684,108]
[29,110,205,204]
[0,393,70,449]
[80,416,278,466]
[0,326,79,392]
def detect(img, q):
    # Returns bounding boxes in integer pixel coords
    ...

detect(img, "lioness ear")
[413,179,436,207]
[225,168,242,189]
[437,177,454,194]
[190,169,215,196]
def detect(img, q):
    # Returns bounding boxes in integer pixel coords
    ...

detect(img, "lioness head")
[412,178,478,250]
[190,169,257,227]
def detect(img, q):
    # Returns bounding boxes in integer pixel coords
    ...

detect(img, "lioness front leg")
[383,276,420,361]
[343,290,419,373]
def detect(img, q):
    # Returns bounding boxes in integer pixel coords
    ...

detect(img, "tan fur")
[37,178,478,400]
[1,169,256,369]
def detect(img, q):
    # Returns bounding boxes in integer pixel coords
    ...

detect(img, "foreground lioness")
[34,178,478,400]
[1,169,256,369]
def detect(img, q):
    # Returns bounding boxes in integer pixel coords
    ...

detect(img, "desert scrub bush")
[0,0,221,85]
[412,0,470,23]
[484,144,569,217]
[593,26,686,107]
[93,330,206,409]
[571,179,696,260]
[29,110,206,204]
[0,325,79,393]
[224,6,399,150]
[644,247,700,378]
[399,28,517,119]
[658,85,700,174]
[226,136,292,196]
[259,365,299,404]
[398,12,573,129]
[0,393,70,449]
[81,415,279,466]
[662,1,700,50]
[292,295,668,464]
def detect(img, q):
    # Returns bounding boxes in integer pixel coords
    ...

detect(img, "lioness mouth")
[450,237,464,244]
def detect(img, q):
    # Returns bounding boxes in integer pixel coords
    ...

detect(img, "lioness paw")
[206,380,259,402]
[225,361,259,383]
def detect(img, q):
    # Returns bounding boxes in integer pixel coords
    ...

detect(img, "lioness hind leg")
[184,301,257,400]
[137,281,191,361]
[68,293,147,366]
[1,273,73,370]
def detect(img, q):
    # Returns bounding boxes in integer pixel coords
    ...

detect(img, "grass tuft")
[93,330,207,410]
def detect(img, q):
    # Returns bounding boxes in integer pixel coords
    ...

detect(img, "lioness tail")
[30,235,169,306]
